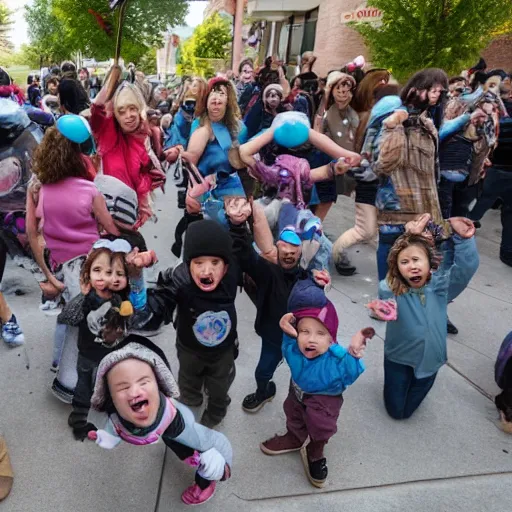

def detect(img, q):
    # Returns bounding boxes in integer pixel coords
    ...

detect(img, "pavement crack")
[154,446,168,512]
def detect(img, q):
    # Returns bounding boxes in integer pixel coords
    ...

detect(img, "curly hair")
[386,233,440,296]
[32,126,89,184]
[200,79,241,141]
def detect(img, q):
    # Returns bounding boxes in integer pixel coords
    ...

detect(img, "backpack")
[0,100,43,212]
[496,332,512,390]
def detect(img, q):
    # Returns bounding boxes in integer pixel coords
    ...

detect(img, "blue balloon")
[273,117,310,148]
[56,115,92,144]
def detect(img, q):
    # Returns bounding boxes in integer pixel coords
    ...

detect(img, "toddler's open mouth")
[130,399,148,412]
[200,277,214,285]
[409,276,422,284]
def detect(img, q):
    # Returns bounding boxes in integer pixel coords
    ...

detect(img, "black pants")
[438,176,480,219]
[176,343,236,423]
[68,354,97,432]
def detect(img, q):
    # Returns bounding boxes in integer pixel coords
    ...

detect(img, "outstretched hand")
[280,312,298,338]
[405,213,431,235]
[312,269,331,288]
[448,217,476,239]
[366,299,397,322]
[348,327,376,359]
[224,197,252,225]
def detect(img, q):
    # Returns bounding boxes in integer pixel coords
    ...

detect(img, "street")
[1,187,511,512]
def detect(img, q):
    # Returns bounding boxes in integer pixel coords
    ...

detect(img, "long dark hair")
[401,68,448,109]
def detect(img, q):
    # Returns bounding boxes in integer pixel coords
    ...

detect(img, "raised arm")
[307,129,361,166]
[94,66,122,107]
[239,129,274,168]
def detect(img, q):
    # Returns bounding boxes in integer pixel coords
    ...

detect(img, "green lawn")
[5,66,39,87]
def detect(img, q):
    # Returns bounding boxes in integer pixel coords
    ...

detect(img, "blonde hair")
[113,83,147,120]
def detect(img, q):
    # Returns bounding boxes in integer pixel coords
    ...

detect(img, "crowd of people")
[0,51,511,505]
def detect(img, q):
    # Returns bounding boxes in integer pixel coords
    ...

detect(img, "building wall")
[313,0,368,77]
[481,36,512,73]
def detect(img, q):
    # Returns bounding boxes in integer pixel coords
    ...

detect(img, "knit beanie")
[91,334,180,412]
[264,83,284,99]
[183,219,233,264]
[326,71,356,90]
[288,278,339,341]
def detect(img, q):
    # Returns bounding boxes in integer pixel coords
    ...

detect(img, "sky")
[4,0,208,49]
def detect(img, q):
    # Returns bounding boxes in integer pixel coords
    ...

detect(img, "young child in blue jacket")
[364,214,480,420]
[260,278,374,488]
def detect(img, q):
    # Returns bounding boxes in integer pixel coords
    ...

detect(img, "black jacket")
[230,223,303,346]
[146,260,239,356]
[492,116,512,171]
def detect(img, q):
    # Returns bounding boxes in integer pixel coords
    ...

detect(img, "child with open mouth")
[260,277,374,488]
[129,219,240,428]
[361,213,480,420]
[88,336,232,506]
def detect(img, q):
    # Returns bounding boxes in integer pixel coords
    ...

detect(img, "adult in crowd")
[26,118,119,402]
[470,83,512,267]
[90,65,165,231]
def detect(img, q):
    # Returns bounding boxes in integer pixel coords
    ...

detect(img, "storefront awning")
[247,0,321,20]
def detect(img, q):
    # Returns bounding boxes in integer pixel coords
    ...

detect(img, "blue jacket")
[379,235,479,378]
[282,334,365,395]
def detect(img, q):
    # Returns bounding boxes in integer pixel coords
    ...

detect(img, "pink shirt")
[38,177,100,265]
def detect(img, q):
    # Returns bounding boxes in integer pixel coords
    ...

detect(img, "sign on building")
[341,4,383,24]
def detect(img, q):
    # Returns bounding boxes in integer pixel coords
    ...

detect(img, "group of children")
[43,178,486,506]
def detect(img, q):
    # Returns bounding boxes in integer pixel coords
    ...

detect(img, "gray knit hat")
[91,341,180,412]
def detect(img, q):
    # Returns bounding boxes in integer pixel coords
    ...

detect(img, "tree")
[178,13,232,77]
[0,2,13,54]
[353,0,512,82]
[25,0,188,66]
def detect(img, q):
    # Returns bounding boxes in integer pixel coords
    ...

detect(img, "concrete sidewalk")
[1,191,511,512]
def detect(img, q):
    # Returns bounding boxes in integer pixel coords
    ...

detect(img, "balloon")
[56,115,93,144]
[272,111,310,148]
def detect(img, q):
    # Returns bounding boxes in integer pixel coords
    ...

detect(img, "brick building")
[246,0,512,78]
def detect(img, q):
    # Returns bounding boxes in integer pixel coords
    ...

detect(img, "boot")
[334,251,356,276]
[0,435,13,501]
[242,381,276,413]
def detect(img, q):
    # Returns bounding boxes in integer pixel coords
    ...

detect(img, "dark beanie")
[183,219,233,263]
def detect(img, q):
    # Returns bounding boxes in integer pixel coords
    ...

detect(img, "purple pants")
[283,382,343,461]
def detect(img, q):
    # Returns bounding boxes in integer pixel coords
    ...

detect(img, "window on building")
[301,8,319,55]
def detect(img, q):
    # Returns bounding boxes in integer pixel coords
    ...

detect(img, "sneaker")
[260,431,307,455]
[1,315,25,346]
[334,252,356,276]
[181,482,216,505]
[447,318,458,335]
[300,447,328,488]
[39,299,62,316]
[50,378,74,404]
[242,381,276,413]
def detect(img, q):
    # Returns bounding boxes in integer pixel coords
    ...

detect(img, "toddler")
[260,278,373,488]
[88,335,232,506]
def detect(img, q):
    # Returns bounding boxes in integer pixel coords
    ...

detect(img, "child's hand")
[366,299,397,321]
[312,269,331,288]
[448,217,476,239]
[88,431,98,441]
[224,196,252,225]
[405,213,431,235]
[280,312,298,338]
[132,250,158,268]
[348,327,376,359]
[125,248,144,278]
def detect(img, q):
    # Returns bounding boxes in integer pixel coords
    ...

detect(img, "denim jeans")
[383,358,437,420]
[470,167,512,263]
[376,231,402,282]
[255,338,283,392]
